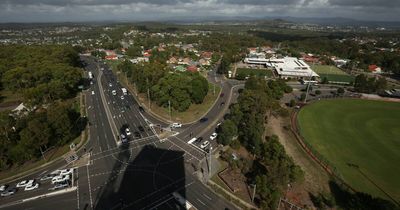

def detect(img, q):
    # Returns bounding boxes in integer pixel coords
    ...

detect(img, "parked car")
[0,184,9,192]
[200,141,210,149]
[60,168,74,176]
[195,137,203,144]
[171,123,182,128]
[109,83,112,87]
[112,90,117,95]
[125,128,131,136]
[91,91,95,95]
[210,133,218,140]
[24,182,39,191]
[138,106,145,112]
[1,188,17,197]
[52,175,70,184]
[120,95,124,100]
[16,180,34,188]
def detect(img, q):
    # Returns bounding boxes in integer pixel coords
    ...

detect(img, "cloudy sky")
[0,0,399,22]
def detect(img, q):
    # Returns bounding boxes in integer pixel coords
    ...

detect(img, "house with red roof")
[187,65,198,73]
[368,64,382,73]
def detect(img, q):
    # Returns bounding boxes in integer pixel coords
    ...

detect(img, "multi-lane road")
[0,56,239,210]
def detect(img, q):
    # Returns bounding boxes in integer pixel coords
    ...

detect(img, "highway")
[0,56,238,210]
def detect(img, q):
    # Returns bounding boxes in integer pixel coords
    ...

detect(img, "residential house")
[368,64,382,73]
[167,57,178,64]
[187,65,198,73]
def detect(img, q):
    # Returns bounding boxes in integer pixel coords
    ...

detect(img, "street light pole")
[209,146,213,179]
[252,184,257,203]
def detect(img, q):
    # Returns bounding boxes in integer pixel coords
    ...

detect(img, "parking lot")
[0,167,77,206]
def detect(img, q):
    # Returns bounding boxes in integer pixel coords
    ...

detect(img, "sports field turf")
[236,68,273,78]
[297,99,400,201]
[310,64,354,84]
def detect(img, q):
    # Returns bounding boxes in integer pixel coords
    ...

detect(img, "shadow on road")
[93,144,186,210]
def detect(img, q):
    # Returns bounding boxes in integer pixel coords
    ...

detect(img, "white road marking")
[86,164,93,209]
[203,193,212,200]
[76,180,80,210]
[196,198,206,206]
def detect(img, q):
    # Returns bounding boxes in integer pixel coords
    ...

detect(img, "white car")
[60,168,74,176]
[171,123,182,128]
[16,180,34,188]
[125,128,131,136]
[52,175,70,184]
[210,133,218,140]
[112,90,117,95]
[40,173,57,181]
[91,91,95,95]
[109,83,112,87]
[216,122,222,127]
[120,95,124,100]
[200,141,210,149]
[24,182,39,191]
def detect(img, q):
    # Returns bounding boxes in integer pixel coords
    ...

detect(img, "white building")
[270,57,319,79]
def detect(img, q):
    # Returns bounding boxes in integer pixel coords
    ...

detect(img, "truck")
[121,88,127,95]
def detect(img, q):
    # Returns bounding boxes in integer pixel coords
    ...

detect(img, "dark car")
[138,125,145,132]
[134,131,141,138]
[199,117,208,123]
[220,93,224,97]
[138,106,145,112]
[220,102,225,107]
[194,137,203,144]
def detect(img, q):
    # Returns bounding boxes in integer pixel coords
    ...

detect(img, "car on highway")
[200,141,210,149]
[216,122,222,127]
[112,90,117,95]
[24,182,39,191]
[220,102,225,107]
[16,180,34,188]
[194,137,203,144]
[1,188,17,197]
[0,184,9,192]
[138,106,145,112]
[121,134,128,143]
[52,175,70,184]
[60,168,74,176]
[125,128,131,136]
[171,123,182,128]
[49,182,69,191]
[220,93,224,97]
[199,117,208,123]
[210,133,218,140]
[134,131,141,138]
[138,125,145,132]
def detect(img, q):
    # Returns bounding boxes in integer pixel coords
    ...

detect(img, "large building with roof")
[268,57,319,80]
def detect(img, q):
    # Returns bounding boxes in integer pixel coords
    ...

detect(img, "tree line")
[217,77,302,209]
[116,60,209,112]
[0,45,84,170]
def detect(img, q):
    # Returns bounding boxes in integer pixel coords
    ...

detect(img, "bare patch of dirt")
[265,115,332,207]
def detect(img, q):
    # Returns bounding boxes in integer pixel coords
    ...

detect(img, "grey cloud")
[219,0,299,5]
[328,0,400,7]
[2,0,194,6]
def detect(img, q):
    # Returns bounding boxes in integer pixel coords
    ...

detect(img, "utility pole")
[146,78,151,109]
[213,84,216,96]
[252,184,257,203]
[208,146,213,179]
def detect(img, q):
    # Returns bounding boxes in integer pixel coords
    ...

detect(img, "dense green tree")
[217,119,238,145]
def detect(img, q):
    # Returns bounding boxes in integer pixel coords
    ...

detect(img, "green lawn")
[236,68,273,79]
[310,64,354,84]
[297,99,400,201]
